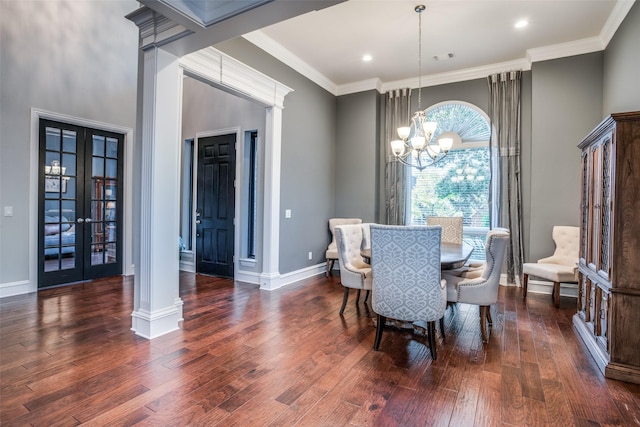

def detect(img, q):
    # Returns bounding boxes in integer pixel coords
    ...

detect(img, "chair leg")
[355,289,361,305]
[523,273,529,299]
[428,321,437,360]
[374,314,386,350]
[553,282,560,308]
[479,305,489,342]
[339,288,350,315]
[439,316,445,342]
[364,290,370,303]
[486,308,493,326]
[325,260,332,277]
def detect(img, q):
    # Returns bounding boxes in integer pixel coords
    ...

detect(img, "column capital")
[126,6,192,50]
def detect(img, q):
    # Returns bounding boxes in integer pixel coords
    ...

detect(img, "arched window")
[405,101,491,260]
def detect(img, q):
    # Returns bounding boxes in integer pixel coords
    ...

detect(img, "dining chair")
[326,218,362,277]
[370,224,447,360]
[442,227,510,342]
[522,225,579,308]
[334,224,372,315]
[427,216,463,245]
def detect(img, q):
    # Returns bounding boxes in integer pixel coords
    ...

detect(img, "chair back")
[479,227,510,283]
[360,223,374,251]
[551,226,580,265]
[335,224,369,273]
[370,225,446,322]
[427,216,463,245]
[328,218,362,252]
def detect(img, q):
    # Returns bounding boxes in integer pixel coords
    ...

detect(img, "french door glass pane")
[90,135,117,267]
[43,127,77,272]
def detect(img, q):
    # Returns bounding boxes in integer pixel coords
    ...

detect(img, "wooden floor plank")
[2,275,640,426]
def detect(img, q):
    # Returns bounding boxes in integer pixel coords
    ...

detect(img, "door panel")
[39,120,123,288]
[196,134,236,278]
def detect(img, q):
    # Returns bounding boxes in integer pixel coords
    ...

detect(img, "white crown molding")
[242,30,338,95]
[243,1,634,96]
[601,0,636,47]
[380,58,531,93]
[526,36,605,64]
[336,78,383,96]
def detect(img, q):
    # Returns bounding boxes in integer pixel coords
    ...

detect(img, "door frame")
[192,127,241,278]
[28,108,134,293]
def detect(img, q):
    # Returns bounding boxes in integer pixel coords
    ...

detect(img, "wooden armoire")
[574,111,640,384]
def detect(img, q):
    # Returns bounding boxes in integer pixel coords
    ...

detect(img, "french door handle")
[195,220,201,224]
[85,218,93,223]
[77,218,84,223]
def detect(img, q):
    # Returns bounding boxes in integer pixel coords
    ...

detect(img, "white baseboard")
[0,280,35,298]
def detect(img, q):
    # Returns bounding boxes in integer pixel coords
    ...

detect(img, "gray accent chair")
[370,224,447,360]
[334,224,372,314]
[443,228,510,342]
[326,218,362,277]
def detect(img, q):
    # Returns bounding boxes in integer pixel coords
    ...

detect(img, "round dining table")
[361,242,473,271]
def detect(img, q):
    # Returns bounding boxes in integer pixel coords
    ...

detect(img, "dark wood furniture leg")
[374,314,386,350]
[523,273,529,299]
[339,288,349,315]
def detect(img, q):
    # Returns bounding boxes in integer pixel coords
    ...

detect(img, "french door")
[38,119,124,288]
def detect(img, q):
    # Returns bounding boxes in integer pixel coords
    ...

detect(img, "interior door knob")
[195,219,201,224]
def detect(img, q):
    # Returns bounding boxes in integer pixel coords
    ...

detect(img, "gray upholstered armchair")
[370,224,447,360]
[522,225,579,307]
[334,223,372,315]
[326,218,362,277]
[442,228,510,342]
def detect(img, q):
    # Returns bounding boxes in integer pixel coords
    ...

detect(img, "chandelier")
[390,5,453,171]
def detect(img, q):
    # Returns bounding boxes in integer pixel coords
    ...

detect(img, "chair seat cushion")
[523,262,576,282]
[326,248,338,259]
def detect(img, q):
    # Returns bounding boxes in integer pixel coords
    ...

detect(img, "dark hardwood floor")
[2,272,640,426]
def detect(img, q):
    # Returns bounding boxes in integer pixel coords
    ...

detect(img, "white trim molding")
[179,46,293,109]
[0,280,32,299]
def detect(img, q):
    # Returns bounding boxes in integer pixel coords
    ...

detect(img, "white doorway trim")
[179,47,293,290]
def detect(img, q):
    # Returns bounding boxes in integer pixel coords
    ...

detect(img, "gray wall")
[528,53,603,262]
[603,2,640,115]
[0,0,139,284]
[215,38,338,273]
[335,90,379,222]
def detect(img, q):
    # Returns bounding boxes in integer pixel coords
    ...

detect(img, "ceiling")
[241,0,635,95]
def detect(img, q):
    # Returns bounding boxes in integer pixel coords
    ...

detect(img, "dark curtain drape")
[487,71,524,285]
[384,88,411,225]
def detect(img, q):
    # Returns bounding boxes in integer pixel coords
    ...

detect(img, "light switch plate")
[285,209,291,218]
[3,206,13,217]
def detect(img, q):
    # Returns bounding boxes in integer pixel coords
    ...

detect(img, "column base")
[131,298,183,339]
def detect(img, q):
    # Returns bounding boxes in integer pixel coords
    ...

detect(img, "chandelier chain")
[417,6,422,110]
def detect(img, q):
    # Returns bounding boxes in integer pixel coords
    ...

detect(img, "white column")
[259,106,283,290]
[131,46,184,338]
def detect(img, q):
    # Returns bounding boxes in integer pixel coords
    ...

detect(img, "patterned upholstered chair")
[442,228,510,342]
[326,218,362,277]
[427,216,463,245]
[334,224,372,315]
[522,226,579,308]
[370,224,447,360]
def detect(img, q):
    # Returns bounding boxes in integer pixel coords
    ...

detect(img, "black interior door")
[38,119,123,288]
[196,134,236,278]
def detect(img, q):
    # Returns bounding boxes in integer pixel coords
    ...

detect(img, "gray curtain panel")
[384,88,411,225]
[487,71,524,285]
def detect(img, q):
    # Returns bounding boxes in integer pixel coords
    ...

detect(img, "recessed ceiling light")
[362,54,372,62]
[515,19,528,29]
